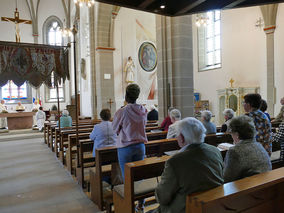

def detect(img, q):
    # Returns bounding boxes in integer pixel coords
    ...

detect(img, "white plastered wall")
[193,6,268,125]
[113,7,157,111]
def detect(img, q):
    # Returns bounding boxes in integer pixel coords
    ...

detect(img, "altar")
[0,112,36,130]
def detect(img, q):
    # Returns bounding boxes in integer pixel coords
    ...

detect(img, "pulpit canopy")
[0,41,69,88]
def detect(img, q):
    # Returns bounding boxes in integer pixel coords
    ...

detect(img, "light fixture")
[160,0,166,9]
[195,14,209,27]
[73,0,95,7]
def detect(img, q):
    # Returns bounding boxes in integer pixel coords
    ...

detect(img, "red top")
[160,116,172,131]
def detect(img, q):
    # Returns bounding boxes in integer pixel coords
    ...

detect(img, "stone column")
[89,6,98,119]
[156,15,194,120]
[261,4,278,116]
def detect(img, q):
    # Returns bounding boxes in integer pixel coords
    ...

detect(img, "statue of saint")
[124,56,135,84]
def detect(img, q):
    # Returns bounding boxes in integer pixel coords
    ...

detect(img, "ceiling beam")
[223,0,248,8]
[175,0,207,15]
[139,0,156,9]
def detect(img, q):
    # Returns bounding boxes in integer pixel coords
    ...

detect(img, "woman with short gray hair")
[58,109,72,128]
[166,109,181,139]
[221,108,235,132]
[201,110,216,134]
[224,115,272,183]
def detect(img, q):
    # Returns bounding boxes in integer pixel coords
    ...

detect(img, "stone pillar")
[264,26,275,116]
[89,6,98,119]
[261,4,278,116]
[156,15,194,120]
[95,48,116,116]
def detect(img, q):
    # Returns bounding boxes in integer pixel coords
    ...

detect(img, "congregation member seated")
[166,109,181,139]
[160,107,174,131]
[90,109,116,157]
[113,83,147,212]
[221,108,235,132]
[148,117,223,213]
[36,107,46,132]
[16,101,25,111]
[224,115,272,183]
[260,99,271,121]
[272,97,284,122]
[271,121,284,161]
[201,110,216,134]
[0,100,8,129]
[243,93,272,155]
[147,105,158,121]
[57,109,72,128]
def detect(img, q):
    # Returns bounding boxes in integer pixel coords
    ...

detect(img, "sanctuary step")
[0,129,43,142]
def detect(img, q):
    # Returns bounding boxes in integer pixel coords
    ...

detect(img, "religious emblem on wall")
[138,42,157,72]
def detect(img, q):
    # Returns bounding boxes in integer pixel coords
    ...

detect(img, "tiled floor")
[0,138,102,213]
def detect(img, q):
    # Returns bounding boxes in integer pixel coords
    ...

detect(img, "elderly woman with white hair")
[57,109,72,128]
[201,110,216,134]
[166,108,181,139]
[221,108,235,132]
[224,115,271,183]
[149,117,224,213]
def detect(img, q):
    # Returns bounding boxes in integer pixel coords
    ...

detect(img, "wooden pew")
[113,156,170,213]
[91,132,233,211]
[65,130,168,175]
[91,138,180,210]
[185,167,284,213]
[57,127,93,161]
[46,120,97,149]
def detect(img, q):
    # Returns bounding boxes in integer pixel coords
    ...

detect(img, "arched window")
[43,16,65,102]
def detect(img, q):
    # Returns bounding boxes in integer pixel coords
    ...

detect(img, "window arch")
[43,16,65,102]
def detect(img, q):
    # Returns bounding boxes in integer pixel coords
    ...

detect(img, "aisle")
[0,138,101,213]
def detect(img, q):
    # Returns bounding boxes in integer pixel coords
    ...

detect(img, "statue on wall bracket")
[124,56,135,84]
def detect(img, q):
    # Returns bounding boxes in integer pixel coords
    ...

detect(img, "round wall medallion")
[138,42,157,72]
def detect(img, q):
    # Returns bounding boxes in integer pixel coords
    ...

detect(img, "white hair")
[223,108,235,119]
[62,109,69,116]
[150,105,156,111]
[170,109,181,121]
[201,110,212,122]
[177,117,206,144]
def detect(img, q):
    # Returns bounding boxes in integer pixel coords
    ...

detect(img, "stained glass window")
[1,81,28,100]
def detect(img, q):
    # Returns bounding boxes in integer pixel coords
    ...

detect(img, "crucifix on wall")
[1,8,32,43]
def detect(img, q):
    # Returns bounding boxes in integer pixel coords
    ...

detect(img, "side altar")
[0,112,36,130]
[217,86,259,124]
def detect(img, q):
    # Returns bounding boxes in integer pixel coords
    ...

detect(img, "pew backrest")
[186,167,284,213]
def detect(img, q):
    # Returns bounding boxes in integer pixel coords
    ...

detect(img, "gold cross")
[229,78,235,88]
[107,98,114,111]
[1,8,32,43]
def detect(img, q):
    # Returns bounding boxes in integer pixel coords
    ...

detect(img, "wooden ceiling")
[95,0,283,16]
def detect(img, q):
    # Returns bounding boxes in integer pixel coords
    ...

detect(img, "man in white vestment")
[36,107,46,132]
[0,100,8,129]
[32,100,41,126]
[16,102,25,111]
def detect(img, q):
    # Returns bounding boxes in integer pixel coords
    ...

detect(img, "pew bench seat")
[114,177,159,200]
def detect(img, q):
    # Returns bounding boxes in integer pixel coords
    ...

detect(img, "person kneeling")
[148,117,224,213]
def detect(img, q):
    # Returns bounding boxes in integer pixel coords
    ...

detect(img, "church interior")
[0,0,284,212]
